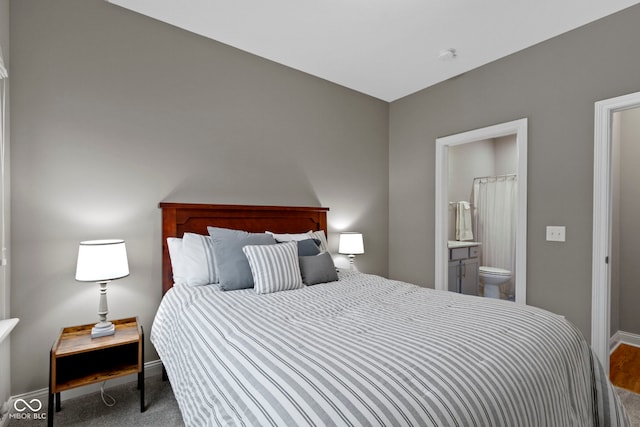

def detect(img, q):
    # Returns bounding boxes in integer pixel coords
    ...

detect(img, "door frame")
[592,90,640,373]
[435,118,528,304]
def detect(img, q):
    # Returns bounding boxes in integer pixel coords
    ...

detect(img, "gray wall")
[447,137,516,241]
[619,108,640,335]
[447,139,493,240]
[389,3,640,340]
[10,0,388,394]
[611,112,621,336]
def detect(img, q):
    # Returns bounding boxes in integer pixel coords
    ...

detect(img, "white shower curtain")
[472,175,517,278]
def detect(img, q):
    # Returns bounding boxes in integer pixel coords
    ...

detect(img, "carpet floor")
[6,374,183,427]
[5,375,640,426]
[616,387,640,426]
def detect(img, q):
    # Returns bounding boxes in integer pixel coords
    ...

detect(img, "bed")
[152,202,629,427]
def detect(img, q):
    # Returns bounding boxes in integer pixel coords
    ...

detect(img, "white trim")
[0,74,7,321]
[0,405,8,427]
[610,330,640,353]
[610,331,621,352]
[592,91,640,375]
[435,118,528,304]
[0,318,16,344]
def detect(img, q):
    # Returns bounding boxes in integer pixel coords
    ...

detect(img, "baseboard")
[2,359,163,425]
[610,330,640,353]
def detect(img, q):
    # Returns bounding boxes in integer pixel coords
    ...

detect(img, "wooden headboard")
[160,203,329,295]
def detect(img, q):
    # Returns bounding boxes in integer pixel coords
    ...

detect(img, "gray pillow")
[289,238,321,256]
[208,227,276,290]
[299,252,339,285]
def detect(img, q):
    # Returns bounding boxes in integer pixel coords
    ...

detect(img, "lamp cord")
[100,381,116,407]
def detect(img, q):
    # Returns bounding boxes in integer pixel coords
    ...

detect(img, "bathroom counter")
[448,241,482,249]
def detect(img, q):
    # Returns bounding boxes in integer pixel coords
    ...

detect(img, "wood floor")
[610,344,640,393]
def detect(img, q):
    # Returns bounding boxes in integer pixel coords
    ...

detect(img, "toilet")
[479,266,512,299]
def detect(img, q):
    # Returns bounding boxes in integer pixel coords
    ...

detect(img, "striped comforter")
[151,270,629,426]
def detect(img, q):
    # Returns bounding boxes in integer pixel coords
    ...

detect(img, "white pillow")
[179,233,218,286]
[242,241,304,294]
[265,231,312,241]
[267,230,330,253]
[167,237,186,286]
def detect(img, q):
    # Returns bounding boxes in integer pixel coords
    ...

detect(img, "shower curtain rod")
[473,173,517,181]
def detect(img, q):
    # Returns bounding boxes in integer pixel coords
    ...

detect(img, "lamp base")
[91,321,115,338]
[348,254,359,271]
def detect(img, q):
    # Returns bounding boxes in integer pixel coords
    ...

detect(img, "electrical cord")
[100,381,116,407]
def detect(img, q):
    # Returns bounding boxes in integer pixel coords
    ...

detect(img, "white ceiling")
[107,0,640,102]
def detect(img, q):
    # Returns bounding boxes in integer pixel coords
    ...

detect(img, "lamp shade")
[75,239,129,282]
[338,232,364,255]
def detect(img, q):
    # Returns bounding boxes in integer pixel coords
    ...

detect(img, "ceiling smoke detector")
[438,48,457,61]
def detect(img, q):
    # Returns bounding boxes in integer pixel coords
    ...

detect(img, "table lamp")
[338,232,364,269]
[75,239,129,338]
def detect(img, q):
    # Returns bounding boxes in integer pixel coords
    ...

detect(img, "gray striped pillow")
[242,241,304,294]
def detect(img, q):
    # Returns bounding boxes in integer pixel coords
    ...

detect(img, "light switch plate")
[546,226,566,242]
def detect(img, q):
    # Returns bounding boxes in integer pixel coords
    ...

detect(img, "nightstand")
[48,317,144,426]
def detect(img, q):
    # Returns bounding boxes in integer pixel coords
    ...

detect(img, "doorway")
[435,118,528,304]
[592,91,640,374]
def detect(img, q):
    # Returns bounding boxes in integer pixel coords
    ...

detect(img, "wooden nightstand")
[48,317,144,426]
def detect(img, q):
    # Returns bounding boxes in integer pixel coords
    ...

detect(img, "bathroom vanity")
[447,241,481,296]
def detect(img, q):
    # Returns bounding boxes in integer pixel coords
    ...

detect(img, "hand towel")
[455,201,474,241]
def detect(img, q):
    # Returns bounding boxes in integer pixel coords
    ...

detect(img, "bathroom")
[447,135,517,300]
